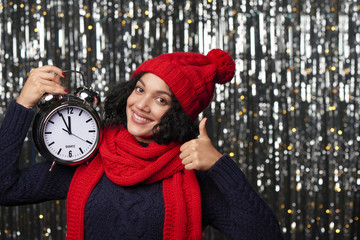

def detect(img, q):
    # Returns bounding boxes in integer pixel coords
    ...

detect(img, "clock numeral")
[86,140,93,144]
[69,150,72,158]
[79,110,83,116]
[67,107,74,114]
[57,148,62,155]
[86,118,93,123]
[88,130,95,133]
[48,141,55,146]
[45,131,52,134]
[48,120,54,124]
[79,147,84,154]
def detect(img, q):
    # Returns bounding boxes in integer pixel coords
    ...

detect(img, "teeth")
[134,112,150,122]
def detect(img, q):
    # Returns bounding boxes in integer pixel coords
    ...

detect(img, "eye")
[155,97,169,105]
[135,86,144,93]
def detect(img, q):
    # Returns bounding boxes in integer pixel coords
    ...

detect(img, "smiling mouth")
[133,112,151,122]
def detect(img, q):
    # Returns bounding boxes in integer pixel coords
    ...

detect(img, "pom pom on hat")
[206,49,236,84]
[131,49,235,120]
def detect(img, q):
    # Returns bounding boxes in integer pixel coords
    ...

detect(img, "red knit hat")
[131,49,236,120]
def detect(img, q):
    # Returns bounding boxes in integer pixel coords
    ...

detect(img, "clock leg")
[49,161,57,172]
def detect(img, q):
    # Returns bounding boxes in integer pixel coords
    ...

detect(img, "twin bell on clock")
[32,70,102,171]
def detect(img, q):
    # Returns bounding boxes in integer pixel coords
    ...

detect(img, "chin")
[133,134,154,143]
[127,128,152,142]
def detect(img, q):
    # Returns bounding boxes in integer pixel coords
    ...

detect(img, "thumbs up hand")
[180,118,223,171]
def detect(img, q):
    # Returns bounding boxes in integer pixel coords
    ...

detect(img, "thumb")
[199,118,209,139]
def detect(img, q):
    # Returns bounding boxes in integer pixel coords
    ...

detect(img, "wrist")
[16,97,32,109]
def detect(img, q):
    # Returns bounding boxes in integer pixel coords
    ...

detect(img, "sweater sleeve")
[0,100,76,206]
[197,155,284,240]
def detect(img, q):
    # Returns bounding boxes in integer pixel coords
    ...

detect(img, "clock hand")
[59,113,70,133]
[62,128,90,143]
[68,116,72,134]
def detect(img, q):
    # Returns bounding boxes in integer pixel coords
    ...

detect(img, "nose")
[135,96,150,112]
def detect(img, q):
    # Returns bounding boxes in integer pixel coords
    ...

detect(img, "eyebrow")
[138,79,172,97]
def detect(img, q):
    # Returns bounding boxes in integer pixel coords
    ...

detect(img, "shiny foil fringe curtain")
[0,0,359,239]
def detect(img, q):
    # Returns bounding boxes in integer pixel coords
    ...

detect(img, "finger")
[25,78,66,97]
[38,72,63,85]
[41,83,68,95]
[180,138,198,152]
[180,141,191,152]
[181,155,193,166]
[179,139,198,156]
[179,147,192,160]
[28,71,64,87]
[199,118,209,139]
[36,65,65,77]
[37,80,68,94]
[184,162,197,171]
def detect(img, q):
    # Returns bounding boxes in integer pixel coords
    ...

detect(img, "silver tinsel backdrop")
[0,0,359,239]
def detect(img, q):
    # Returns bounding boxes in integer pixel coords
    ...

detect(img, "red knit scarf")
[66,126,202,239]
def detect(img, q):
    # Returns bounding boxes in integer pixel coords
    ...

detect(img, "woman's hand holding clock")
[17,65,68,109]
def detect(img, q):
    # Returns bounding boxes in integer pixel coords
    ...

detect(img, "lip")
[131,110,152,124]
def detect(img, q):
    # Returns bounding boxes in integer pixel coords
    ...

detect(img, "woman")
[0,49,284,239]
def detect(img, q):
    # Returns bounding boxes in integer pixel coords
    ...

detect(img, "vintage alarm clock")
[33,70,102,171]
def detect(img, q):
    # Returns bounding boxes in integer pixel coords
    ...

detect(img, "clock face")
[42,105,100,162]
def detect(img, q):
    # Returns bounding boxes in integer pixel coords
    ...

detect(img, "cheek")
[125,98,133,120]
[154,107,170,121]
[126,93,135,107]
[126,93,137,113]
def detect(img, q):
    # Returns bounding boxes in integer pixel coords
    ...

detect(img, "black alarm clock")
[32,70,102,171]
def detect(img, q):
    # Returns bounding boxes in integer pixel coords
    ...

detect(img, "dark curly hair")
[103,73,199,145]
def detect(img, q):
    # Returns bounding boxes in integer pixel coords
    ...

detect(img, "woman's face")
[126,73,172,143]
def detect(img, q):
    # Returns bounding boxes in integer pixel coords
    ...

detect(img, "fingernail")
[62,72,66,77]
[64,89,68,93]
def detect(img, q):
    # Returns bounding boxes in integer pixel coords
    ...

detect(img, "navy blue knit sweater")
[0,100,284,239]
